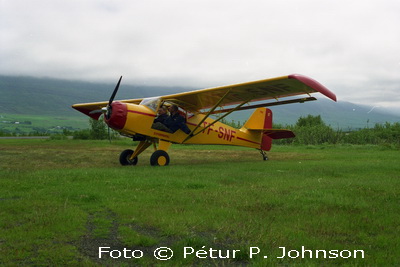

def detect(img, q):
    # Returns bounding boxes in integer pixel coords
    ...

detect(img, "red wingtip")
[288,74,337,102]
[72,106,102,120]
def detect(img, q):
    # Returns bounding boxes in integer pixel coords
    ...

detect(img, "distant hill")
[0,75,189,116]
[1,75,399,130]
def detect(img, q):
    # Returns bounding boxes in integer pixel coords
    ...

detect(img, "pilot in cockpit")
[152,104,191,135]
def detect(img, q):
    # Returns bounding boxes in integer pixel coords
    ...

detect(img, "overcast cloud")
[1,0,400,109]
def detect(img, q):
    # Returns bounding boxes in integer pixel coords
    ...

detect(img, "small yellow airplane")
[72,74,336,166]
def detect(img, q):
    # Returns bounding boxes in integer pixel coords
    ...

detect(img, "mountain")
[0,75,189,116]
[1,75,399,130]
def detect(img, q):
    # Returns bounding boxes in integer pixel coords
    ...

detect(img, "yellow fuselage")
[111,102,262,149]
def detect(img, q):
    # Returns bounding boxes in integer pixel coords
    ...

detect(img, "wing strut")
[181,90,231,143]
[182,98,249,143]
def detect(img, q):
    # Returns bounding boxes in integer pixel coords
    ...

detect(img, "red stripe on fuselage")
[127,110,156,117]
[237,136,260,145]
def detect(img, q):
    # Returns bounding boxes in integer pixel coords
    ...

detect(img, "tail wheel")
[259,149,268,161]
[119,149,138,166]
[150,150,170,166]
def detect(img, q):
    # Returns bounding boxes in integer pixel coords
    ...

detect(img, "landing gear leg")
[119,140,152,166]
[259,149,268,161]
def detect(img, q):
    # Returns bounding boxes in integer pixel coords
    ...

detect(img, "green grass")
[0,140,399,266]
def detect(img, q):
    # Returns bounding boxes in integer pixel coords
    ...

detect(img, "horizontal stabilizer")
[248,128,295,139]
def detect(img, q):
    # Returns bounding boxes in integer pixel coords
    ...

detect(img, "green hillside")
[0,75,188,116]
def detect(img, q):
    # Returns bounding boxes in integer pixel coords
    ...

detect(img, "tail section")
[242,108,295,151]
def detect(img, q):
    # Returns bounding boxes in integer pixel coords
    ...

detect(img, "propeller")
[109,76,123,107]
[88,76,123,143]
[89,107,107,115]
[89,76,123,117]
[105,76,123,142]
[106,76,123,119]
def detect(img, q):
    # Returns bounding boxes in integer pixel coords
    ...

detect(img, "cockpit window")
[140,97,161,112]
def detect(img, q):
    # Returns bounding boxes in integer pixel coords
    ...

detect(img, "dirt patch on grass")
[76,208,249,265]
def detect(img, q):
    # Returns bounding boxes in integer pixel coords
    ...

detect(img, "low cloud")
[1,0,399,108]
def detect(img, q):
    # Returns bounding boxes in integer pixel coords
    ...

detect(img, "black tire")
[119,149,138,166]
[150,150,170,166]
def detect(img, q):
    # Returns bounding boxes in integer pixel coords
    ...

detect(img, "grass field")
[0,139,399,266]
[0,113,88,134]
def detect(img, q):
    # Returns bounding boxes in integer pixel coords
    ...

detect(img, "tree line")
[273,115,400,146]
[1,114,399,147]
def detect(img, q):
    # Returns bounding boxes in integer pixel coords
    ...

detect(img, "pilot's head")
[158,105,167,114]
[169,104,179,114]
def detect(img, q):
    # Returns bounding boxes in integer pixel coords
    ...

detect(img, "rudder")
[243,108,273,151]
[261,108,273,151]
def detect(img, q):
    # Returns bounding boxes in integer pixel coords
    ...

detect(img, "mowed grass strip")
[0,139,399,265]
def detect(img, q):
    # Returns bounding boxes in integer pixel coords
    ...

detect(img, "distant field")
[0,140,399,266]
[0,113,88,134]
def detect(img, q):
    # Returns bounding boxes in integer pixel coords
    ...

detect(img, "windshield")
[139,97,161,112]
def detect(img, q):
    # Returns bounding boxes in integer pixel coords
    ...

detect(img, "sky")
[1,0,400,110]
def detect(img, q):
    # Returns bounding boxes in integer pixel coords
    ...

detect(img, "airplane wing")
[161,74,336,112]
[72,74,336,119]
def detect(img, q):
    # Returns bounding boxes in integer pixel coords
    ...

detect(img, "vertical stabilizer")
[242,108,273,151]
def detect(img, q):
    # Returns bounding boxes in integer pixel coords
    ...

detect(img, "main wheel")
[119,149,138,166]
[150,150,170,166]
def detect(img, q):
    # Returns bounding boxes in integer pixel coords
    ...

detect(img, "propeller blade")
[109,76,123,107]
[89,109,102,115]
[89,107,108,115]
